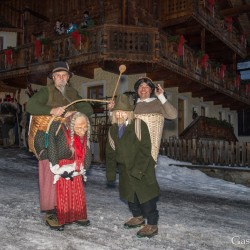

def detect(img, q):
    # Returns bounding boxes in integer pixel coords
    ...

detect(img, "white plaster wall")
[175,93,242,141]
[19,84,43,105]
[0,31,17,49]
[238,136,250,142]
[163,87,178,138]
[14,68,249,143]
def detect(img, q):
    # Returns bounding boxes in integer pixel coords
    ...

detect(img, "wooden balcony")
[160,0,247,60]
[0,24,249,110]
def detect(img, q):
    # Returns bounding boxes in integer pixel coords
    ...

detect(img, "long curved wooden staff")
[45,65,127,141]
[64,98,110,109]
[111,64,126,102]
[62,64,126,109]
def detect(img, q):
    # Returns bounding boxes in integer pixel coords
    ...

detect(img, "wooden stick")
[64,65,126,110]
[111,64,126,102]
[46,98,110,135]
[44,97,112,140]
[64,98,110,109]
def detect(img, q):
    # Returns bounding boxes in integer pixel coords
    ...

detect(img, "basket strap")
[135,118,141,141]
[108,130,115,150]
[44,116,57,148]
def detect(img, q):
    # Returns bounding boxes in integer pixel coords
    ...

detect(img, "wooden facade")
[0,0,250,163]
[179,116,238,142]
[0,0,249,109]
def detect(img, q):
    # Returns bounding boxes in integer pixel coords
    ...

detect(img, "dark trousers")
[14,123,19,145]
[128,193,159,225]
[2,123,13,139]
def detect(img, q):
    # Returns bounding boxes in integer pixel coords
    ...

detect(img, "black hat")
[48,61,73,79]
[134,77,155,93]
[113,94,134,111]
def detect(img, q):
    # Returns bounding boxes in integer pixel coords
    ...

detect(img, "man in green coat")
[26,61,93,118]
[106,94,160,238]
[26,61,93,230]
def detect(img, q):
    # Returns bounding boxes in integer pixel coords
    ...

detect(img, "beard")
[116,116,127,125]
[56,81,67,93]
[58,85,65,94]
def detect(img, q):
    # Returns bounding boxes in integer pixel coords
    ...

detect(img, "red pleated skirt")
[56,175,87,224]
[56,174,87,225]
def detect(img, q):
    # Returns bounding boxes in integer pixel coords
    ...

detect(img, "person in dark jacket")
[106,94,160,238]
[0,100,18,148]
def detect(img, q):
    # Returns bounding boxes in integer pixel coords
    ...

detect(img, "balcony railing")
[162,0,247,57]
[159,33,249,101]
[192,0,246,57]
[0,24,249,104]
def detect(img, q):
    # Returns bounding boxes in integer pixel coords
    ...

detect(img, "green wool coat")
[106,119,160,204]
[26,84,93,118]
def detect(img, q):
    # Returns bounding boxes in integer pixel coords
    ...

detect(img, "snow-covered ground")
[0,148,250,250]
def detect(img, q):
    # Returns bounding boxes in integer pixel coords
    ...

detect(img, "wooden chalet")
[0,0,249,164]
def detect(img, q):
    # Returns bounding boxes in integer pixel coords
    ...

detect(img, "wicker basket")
[135,113,164,162]
[28,115,64,158]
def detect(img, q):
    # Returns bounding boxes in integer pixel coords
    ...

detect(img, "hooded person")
[34,111,92,230]
[106,94,160,238]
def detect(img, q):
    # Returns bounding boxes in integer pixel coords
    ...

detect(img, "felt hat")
[113,94,134,111]
[48,61,73,79]
[134,77,155,93]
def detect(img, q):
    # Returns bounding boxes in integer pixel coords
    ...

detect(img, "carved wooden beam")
[220,5,250,17]
[27,73,48,86]
[71,63,99,79]
[175,25,202,35]
[2,3,49,22]
[2,73,47,88]
[1,80,21,91]
[148,69,181,82]
[3,78,26,89]
[23,7,49,22]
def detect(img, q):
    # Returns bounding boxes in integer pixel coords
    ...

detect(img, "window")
[201,106,205,116]
[238,109,250,136]
[237,61,250,136]
[237,61,250,81]
[87,85,103,99]
[192,107,198,119]
[219,111,222,121]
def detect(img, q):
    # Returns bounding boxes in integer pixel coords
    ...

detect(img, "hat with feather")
[48,61,73,79]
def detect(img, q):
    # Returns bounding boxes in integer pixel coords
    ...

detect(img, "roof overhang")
[0,28,23,33]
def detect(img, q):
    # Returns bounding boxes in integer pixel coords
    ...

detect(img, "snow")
[0,148,250,250]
